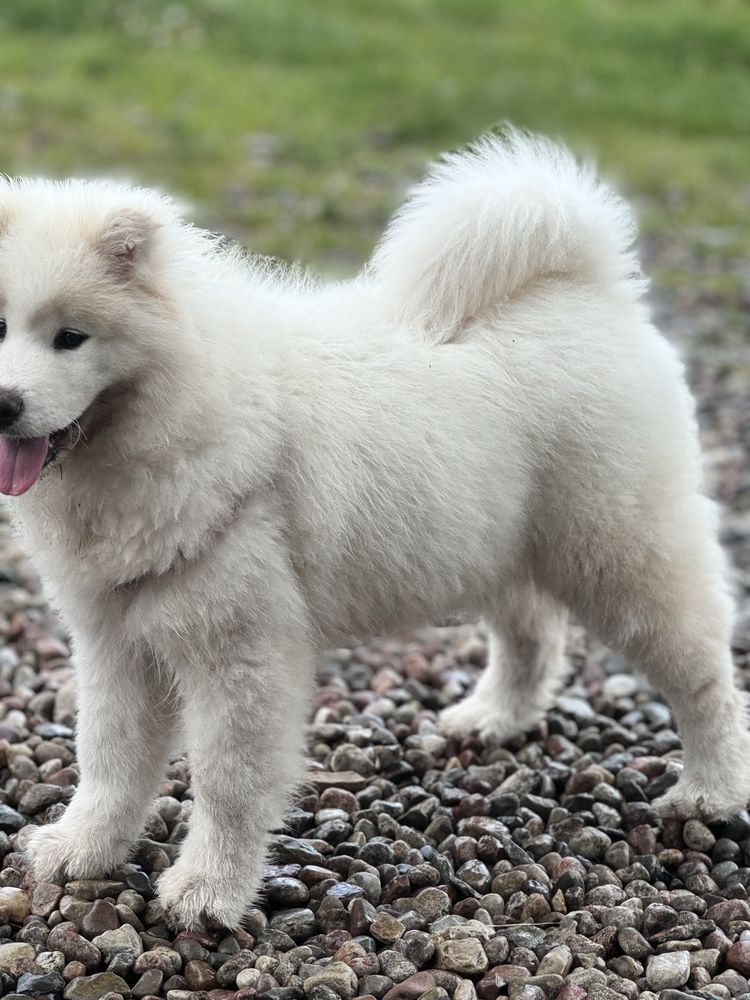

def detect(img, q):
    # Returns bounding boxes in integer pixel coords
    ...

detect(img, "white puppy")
[0,132,747,929]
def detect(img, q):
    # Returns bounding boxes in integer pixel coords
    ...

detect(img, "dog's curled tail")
[369,129,646,344]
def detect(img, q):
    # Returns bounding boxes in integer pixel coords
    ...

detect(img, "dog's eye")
[54,329,89,351]
[0,320,6,340]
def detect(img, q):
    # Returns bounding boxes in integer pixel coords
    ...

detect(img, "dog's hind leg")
[440,580,569,742]
[547,493,750,820]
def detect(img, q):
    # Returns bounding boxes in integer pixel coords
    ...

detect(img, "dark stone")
[16,972,66,996]
[0,805,25,832]
[122,871,156,900]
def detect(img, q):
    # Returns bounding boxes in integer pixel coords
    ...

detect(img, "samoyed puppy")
[0,132,747,929]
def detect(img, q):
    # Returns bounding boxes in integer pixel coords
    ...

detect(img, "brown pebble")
[48,922,102,970]
[727,941,750,977]
[477,965,530,1000]
[306,770,369,792]
[80,898,120,937]
[48,766,79,786]
[30,882,64,918]
[320,787,358,813]
[706,898,750,931]
[383,971,436,1000]
[63,960,88,981]
[0,886,30,922]
[185,958,217,991]
[64,880,125,901]
[626,824,656,854]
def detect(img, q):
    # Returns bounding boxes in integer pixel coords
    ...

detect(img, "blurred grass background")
[0,0,748,288]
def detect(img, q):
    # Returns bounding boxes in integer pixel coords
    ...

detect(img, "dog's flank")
[0,132,747,929]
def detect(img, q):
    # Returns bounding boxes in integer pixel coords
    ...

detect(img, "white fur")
[0,132,747,929]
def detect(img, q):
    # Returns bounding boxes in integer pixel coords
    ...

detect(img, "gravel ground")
[0,255,748,1000]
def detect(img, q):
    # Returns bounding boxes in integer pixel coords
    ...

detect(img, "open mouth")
[0,422,78,497]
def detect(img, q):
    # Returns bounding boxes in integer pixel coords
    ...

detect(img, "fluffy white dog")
[0,132,748,929]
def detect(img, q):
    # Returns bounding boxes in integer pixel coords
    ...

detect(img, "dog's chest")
[15,494,184,594]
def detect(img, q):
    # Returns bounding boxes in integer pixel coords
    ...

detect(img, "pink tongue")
[0,437,50,496]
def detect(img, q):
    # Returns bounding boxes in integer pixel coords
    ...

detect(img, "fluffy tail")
[370,130,646,343]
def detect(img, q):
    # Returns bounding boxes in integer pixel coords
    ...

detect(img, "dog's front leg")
[27,635,178,882]
[157,633,315,930]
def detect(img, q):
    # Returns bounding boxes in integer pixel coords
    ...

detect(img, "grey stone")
[63,971,132,999]
[18,782,64,814]
[302,961,358,999]
[269,907,317,941]
[434,938,488,976]
[91,924,143,960]
[682,818,716,851]
[646,951,690,990]
[378,951,418,983]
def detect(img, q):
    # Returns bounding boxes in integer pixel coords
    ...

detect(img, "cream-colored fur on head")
[0,132,747,929]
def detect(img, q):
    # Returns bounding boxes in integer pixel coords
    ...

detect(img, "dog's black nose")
[0,391,24,430]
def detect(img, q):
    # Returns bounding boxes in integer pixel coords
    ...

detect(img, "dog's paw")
[26,820,125,884]
[25,824,68,883]
[158,861,247,931]
[440,693,539,743]
[654,774,750,823]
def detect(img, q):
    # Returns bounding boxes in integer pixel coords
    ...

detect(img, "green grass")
[0,0,748,274]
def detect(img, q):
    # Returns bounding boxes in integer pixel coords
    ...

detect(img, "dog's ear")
[97,210,158,274]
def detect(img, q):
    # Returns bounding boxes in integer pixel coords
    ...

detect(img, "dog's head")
[0,178,180,495]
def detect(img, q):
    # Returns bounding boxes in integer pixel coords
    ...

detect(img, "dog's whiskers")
[70,419,85,450]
